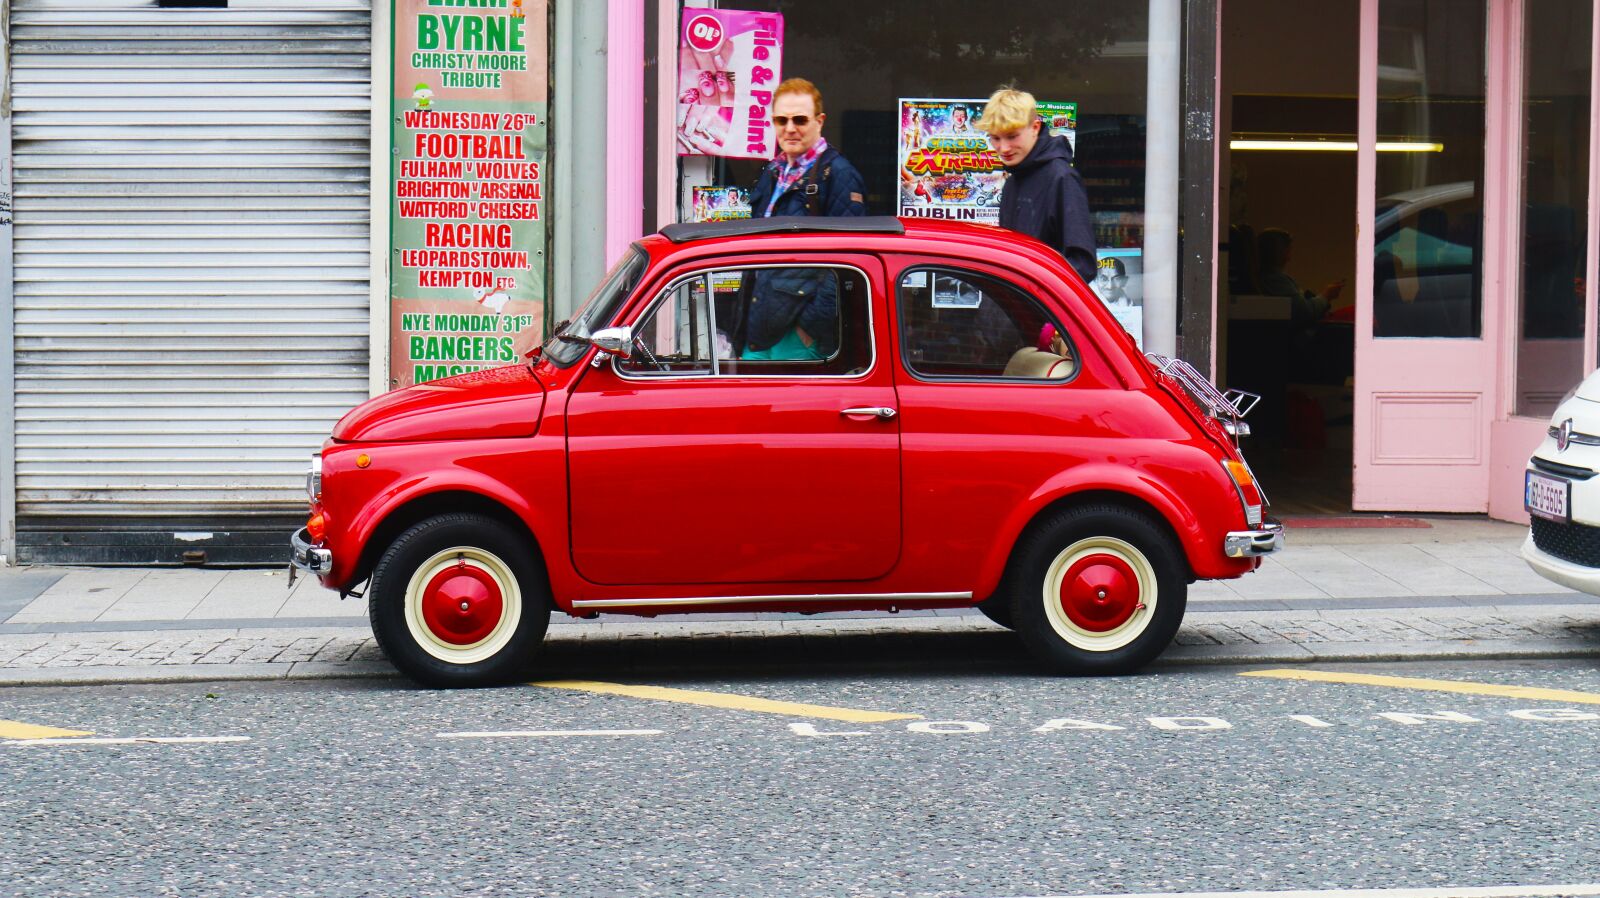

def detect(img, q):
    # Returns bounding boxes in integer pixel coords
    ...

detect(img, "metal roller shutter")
[11,0,373,564]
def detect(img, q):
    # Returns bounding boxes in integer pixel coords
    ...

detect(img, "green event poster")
[390,0,548,388]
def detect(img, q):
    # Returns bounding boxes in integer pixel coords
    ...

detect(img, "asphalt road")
[4,657,1600,898]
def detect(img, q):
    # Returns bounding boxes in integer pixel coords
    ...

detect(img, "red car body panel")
[332,365,546,443]
[308,219,1261,614]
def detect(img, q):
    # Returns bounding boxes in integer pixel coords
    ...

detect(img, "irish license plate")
[1525,469,1571,523]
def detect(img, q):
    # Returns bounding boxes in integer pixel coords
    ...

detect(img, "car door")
[566,254,901,587]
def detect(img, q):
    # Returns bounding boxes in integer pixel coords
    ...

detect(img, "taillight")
[1223,459,1264,527]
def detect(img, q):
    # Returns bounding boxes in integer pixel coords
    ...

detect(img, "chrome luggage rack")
[1145,352,1260,443]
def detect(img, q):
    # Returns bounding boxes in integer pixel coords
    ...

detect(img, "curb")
[6,634,1600,688]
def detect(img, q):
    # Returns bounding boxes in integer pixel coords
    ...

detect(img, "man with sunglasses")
[749,78,865,220]
[739,78,866,361]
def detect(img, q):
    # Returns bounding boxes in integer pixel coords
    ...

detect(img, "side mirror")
[590,326,633,359]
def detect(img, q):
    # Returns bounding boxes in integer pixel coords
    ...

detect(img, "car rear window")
[896,266,1077,382]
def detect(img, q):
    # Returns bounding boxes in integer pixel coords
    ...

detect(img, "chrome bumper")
[1225,519,1285,558]
[290,527,333,577]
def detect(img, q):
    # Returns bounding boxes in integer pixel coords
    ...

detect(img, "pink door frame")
[1486,0,1600,522]
[606,0,697,257]
[605,0,647,267]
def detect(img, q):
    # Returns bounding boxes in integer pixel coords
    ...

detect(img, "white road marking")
[1004,886,1600,898]
[788,723,872,738]
[8,736,250,746]
[436,729,665,739]
[907,720,990,734]
[1290,715,1336,728]
[1147,715,1232,731]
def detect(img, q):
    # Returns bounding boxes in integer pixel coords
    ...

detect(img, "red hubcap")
[419,560,504,646]
[1058,553,1142,632]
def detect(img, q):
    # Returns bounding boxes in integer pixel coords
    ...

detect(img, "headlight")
[306,453,322,500]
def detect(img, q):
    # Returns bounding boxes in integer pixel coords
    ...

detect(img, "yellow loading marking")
[1242,668,1600,704]
[0,719,94,740]
[531,680,921,723]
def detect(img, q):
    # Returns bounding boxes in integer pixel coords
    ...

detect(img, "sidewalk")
[3,516,1598,686]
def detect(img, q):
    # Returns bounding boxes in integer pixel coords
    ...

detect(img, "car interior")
[897,267,1077,381]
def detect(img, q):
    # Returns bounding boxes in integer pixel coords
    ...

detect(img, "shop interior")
[1217,0,1360,514]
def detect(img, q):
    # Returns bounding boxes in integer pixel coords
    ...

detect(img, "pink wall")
[605,1,646,266]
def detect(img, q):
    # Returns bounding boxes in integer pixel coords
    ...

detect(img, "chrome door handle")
[840,406,897,419]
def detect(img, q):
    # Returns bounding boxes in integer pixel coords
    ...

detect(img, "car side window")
[621,265,874,378]
[618,274,716,375]
[897,267,1077,381]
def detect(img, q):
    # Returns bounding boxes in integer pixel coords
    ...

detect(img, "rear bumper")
[290,527,333,577]
[1225,519,1284,558]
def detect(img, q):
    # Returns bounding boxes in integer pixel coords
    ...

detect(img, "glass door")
[1511,0,1593,418]
[1353,0,1500,510]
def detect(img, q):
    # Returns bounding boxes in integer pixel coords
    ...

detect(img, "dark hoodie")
[998,132,1097,283]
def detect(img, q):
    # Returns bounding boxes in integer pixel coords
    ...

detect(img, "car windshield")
[542,246,648,366]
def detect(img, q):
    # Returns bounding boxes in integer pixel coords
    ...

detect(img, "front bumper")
[290,527,333,577]
[1225,519,1284,558]
[1522,532,1600,596]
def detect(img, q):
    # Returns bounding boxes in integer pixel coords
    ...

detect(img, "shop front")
[3,0,1598,569]
[604,0,1600,520]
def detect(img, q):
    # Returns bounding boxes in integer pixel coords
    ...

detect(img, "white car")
[1524,368,1600,593]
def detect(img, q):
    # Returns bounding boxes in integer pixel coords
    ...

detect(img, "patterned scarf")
[762,137,829,217]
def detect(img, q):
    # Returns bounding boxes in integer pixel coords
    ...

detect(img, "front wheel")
[368,513,550,688]
[1007,504,1187,675]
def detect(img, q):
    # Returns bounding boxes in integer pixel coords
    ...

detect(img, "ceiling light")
[1228,139,1444,153]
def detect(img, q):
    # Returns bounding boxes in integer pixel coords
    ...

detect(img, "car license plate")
[1526,469,1571,523]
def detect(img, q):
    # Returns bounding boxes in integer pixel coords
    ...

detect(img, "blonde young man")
[979,88,1097,283]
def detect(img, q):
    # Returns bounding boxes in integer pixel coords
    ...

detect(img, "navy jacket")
[742,146,865,353]
[998,133,1097,283]
[748,146,867,219]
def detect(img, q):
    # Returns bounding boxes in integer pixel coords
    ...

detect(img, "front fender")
[318,438,566,591]
[970,456,1252,599]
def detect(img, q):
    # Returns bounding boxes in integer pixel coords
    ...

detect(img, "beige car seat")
[1002,347,1076,379]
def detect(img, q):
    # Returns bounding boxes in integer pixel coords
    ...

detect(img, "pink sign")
[675,8,783,159]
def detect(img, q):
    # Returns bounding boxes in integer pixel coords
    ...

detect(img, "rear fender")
[972,462,1249,599]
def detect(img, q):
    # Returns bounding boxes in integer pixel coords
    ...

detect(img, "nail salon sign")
[675,9,784,159]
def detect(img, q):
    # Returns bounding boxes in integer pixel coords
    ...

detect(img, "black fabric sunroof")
[659,216,905,244]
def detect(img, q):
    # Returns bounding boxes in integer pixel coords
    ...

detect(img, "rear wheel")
[369,513,550,688]
[1007,504,1186,674]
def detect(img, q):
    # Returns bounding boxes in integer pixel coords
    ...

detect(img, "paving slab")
[186,570,293,619]
[97,568,226,622]
[6,569,148,623]
[0,569,66,621]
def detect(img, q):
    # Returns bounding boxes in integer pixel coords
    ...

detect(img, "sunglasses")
[771,115,813,128]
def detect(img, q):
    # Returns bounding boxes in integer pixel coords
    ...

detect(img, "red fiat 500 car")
[291,217,1281,688]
